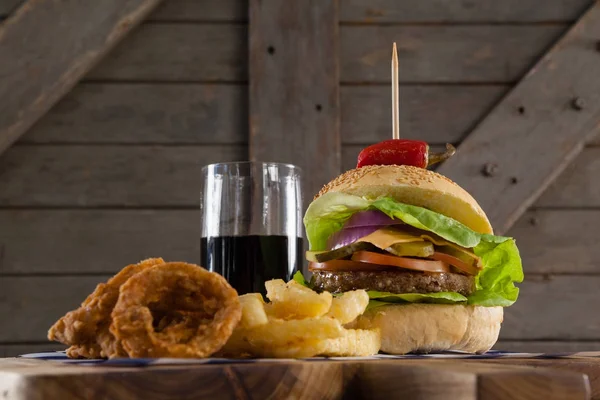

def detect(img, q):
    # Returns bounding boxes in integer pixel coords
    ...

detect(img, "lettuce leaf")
[367,291,467,304]
[303,192,524,307]
[293,271,310,287]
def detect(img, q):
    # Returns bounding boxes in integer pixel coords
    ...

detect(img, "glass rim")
[201,161,302,173]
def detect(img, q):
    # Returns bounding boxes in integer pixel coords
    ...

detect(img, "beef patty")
[310,270,475,296]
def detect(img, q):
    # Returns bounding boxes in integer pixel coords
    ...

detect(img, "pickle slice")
[306,242,376,263]
[385,242,434,258]
[438,245,482,269]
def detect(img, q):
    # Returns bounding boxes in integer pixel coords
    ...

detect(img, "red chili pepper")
[356,140,456,169]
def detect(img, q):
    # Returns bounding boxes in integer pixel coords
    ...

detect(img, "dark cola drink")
[200,235,304,295]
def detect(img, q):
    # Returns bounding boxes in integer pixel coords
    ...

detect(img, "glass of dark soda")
[200,162,303,295]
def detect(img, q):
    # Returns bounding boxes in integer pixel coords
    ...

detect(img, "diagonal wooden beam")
[0,0,23,18]
[0,0,163,157]
[437,1,600,235]
[248,0,340,199]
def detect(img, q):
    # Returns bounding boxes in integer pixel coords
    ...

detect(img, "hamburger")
[301,164,523,354]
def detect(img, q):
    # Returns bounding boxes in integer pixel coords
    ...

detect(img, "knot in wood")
[481,163,498,177]
[571,97,585,111]
[529,216,539,226]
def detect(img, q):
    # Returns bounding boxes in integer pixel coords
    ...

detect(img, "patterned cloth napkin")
[19,350,600,367]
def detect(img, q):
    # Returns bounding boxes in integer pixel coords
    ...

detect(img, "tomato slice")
[351,251,450,273]
[429,252,479,276]
[308,260,391,272]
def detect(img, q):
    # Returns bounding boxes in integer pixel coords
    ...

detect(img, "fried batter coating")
[48,258,165,358]
[110,262,241,358]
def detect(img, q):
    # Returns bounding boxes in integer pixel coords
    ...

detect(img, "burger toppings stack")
[300,138,524,354]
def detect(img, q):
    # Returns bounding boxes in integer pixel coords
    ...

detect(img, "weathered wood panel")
[4,145,600,207]
[501,276,600,340]
[79,25,566,83]
[0,0,163,157]
[0,276,106,341]
[341,85,507,145]
[149,0,247,22]
[88,24,247,82]
[537,146,600,208]
[495,341,600,353]
[249,0,340,198]
[0,344,65,358]
[437,2,600,234]
[509,210,600,274]
[341,0,592,23]
[0,0,22,16]
[0,210,200,274]
[0,145,246,207]
[141,0,592,23]
[21,84,501,145]
[3,275,598,342]
[22,84,247,144]
[341,25,566,83]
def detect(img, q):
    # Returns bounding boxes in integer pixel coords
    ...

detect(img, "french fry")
[238,293,268,329]
[325,290,370,324]
[223,279,381,358]
[265,280,332,319]
[222,317,344,357]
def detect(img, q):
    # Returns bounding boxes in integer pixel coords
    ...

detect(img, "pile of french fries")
[221,280,381,358]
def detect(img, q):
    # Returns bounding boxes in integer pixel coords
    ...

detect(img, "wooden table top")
[0,357,597,400]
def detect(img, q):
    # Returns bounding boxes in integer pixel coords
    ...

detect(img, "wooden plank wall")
[0,0,599,356]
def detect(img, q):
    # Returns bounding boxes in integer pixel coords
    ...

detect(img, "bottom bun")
[352,304,503,354]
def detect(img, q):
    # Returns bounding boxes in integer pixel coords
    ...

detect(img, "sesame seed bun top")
[316,165,493,234]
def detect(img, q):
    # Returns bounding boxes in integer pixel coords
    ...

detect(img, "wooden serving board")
[0,358,594,400]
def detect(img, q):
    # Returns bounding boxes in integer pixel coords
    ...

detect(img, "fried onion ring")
[48,258,165,358]
[110,262,241,358]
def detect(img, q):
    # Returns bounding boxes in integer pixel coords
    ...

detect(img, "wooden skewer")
[392,42,400,140]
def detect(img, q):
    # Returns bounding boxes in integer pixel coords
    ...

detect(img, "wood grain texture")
[0,359,591,400]
[249,0,340,199]
[341,25,566,83]
[341,85,508,145]
[340,0,592,23]
[437,2,600,234]
[0,145,246,207]
[138,0,593,23]
[0,210,200,274]
[68,24,569,83]
[0,0,21,17]
[480,359,600,400]
[21,83,501,145]
[508,210,600,274]
[501,276,600,340]
[149,0,247,22]
[4,145,600,207]
[87,24,247,82]
[536,146,600,207]
[3,275,598,342]
[0,276,106,342]
[22,84,248,144]
[0,0,163,157]
[495,341,600,353]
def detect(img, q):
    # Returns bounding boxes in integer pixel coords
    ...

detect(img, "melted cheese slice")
[357,227,481,269]
[357,227,425,249]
